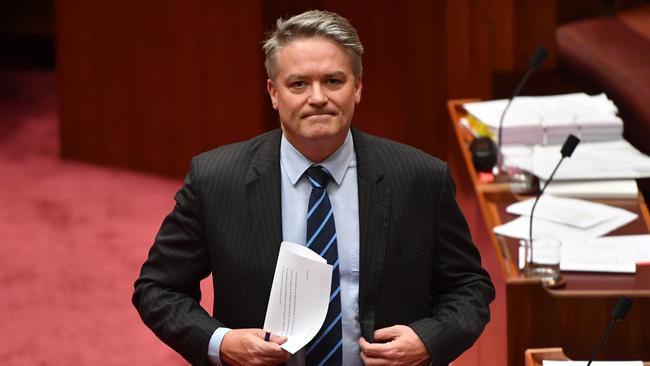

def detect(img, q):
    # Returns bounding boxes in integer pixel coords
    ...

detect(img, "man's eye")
[326,79,342,85]
[290,81,306,89]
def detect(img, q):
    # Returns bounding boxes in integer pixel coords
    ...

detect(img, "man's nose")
[307,83,328,106]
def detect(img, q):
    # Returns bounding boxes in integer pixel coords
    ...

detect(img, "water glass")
[522,237,561,285]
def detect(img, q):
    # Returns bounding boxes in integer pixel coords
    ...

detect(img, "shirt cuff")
[207,327,232,366]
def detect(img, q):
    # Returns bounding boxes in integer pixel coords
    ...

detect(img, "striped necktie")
[304,165,342,365]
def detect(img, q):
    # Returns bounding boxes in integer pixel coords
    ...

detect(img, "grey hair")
[263,10,364,80]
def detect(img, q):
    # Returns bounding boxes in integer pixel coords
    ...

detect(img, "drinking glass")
[522,237,561,285]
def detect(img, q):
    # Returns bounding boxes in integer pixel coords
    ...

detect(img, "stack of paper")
[531,139,650,181]
[495,195,637,242]
[463,93,650,193]
[543,179,638,200]
[463,93,623,145]
[562,235,650,273]
[493,195,650,273]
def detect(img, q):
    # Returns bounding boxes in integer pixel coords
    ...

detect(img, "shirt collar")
[280,130,355,186]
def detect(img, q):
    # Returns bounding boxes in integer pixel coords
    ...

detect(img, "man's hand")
[220,329,290,366]
[359,325,430,366]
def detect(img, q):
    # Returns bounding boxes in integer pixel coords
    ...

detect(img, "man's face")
[267,37,362,161]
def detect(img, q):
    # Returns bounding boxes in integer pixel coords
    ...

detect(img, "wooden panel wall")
[56,0,556,178]
[56,1,267,177]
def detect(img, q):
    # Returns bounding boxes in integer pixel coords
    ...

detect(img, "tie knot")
[305,165,332,189]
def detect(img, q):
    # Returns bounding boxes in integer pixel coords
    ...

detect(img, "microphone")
[586,296,633,366]
[512,47,548,99]
[494,46,548,175]
[528,134,580,261]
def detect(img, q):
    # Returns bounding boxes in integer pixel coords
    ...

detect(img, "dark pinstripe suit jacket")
[133,128,495,366]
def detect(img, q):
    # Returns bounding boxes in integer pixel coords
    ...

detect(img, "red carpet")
[0,69,504,365]
[0,69,217,365]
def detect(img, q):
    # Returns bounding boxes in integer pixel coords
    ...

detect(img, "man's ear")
[267,79,278,110]
[354,76,363,104]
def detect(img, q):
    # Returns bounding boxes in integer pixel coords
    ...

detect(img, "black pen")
[264,331,271,342]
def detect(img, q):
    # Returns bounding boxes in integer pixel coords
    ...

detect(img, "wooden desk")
[525,348,569,366]
[525,348,650,366]
[447,99,650,366]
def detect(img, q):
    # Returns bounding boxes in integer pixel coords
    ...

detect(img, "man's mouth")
[303,111,335,118]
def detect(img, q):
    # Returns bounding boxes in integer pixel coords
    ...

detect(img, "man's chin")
[299,134,330,146]
[303,126,345,141]
[301,115,335,129]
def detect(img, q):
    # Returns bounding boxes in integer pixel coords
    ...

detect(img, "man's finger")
[256,330,287,345]
[359,337,393,358]
[255,336,284,352]
[361,327,431,366]
[373,325,402,341]
[268,333,287,345]
[261,331,288,345]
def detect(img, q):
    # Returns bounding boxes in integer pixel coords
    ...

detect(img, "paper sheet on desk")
[532,140,650,181]
[463,93,620,128]
[263,242,333,354]
[544,360,643,365]
[506,195,635,229]
[493,210,637,243]
[561,235,650,273]
[543,179,638,200]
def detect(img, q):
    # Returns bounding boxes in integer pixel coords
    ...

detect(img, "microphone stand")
[586,320,617,366]
[526,134,580,278]
[527,157,564,258]
[586,296,633,366]
[496,67,536,175]
[494,46,547,178]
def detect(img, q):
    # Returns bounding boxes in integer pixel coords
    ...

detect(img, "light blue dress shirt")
[208,130,361,365]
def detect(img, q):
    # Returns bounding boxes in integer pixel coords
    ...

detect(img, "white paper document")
[506,195,635,229]
[263,242,333,354]
[463,93,623,145]
[543,361,643,365]
[561,235,650,273]
[517,235,650,273]
[532,140,650,181]
[493,211,637,243]
[544,179,638,200]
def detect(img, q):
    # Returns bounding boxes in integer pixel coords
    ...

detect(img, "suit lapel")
[245,129,283,290]
[352,129,391,341]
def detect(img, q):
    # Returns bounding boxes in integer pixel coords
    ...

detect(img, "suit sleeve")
[409,164,495,366]
[132,158,220,366]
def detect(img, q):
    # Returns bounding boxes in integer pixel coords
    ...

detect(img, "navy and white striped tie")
[304,165,342,365]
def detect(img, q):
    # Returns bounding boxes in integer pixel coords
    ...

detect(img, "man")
[133,10,494,366]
